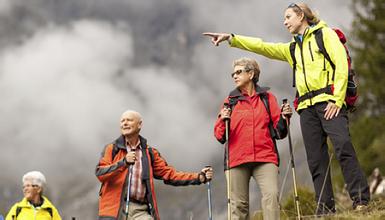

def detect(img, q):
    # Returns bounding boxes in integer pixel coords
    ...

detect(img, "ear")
[300,12,306,22]
[138,120,143,130]
[37,186,43,195]
[249,71,255,80]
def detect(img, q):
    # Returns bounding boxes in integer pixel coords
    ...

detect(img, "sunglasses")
[231,68,252,78]
[288,3,302,11]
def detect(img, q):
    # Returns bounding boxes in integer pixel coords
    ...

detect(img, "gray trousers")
[227,162,279,220]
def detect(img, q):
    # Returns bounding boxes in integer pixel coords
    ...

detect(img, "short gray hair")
[121,110,143,122]
[233,57,261,83]
[22,171,46,189]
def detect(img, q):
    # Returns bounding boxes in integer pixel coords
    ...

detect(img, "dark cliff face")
[0,0,352,219]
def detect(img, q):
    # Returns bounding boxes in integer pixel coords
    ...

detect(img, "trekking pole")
[279,159,292,203]
[205,165,213,220]
[316,152,334,215]
[125,155,134,220]
[282,99,301,220]
[223,103,231,220]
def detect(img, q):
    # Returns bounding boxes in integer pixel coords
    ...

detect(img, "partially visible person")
[214,57,292,220]
[6,171,61,220]
[369,168,385,196]
[204,2,369,215]
[96,110,213,220]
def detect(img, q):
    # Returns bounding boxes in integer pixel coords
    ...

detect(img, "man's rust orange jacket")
[96,135,202,220]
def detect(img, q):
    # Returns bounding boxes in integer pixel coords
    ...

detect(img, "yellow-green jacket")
[6,196,61,220]
[230,20,348,111]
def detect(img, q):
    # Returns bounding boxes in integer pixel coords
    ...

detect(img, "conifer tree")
[350,0,385,173]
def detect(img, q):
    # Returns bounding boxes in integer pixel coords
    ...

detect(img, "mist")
[0,0,353,219]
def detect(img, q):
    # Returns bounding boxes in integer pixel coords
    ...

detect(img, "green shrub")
[281,186,317,219]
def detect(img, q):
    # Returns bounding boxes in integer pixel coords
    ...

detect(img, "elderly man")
[96,110,213,220]
[6,171,62,220]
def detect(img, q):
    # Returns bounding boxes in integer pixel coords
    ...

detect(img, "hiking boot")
[315,205,336,217]
[354,204,368,212]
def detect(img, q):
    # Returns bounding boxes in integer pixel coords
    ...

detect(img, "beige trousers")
[118,202,153,220]
[227,162,280,220]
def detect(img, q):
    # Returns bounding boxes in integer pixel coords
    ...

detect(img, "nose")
[284,19,288,27]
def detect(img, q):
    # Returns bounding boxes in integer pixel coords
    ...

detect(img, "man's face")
[120,112,142,137]
[23,180,41,201]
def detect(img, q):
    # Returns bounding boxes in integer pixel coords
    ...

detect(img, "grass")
[251,188,385,219]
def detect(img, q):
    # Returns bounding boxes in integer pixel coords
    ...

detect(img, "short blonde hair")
[233,57,261,83]
[290,3,320,25]
[23,171,46,189]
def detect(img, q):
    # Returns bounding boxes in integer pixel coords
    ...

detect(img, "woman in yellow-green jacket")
[203,2,369,216]
[6,171,61,220]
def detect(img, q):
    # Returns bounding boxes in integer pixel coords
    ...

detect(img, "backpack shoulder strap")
[45,207,53,217]
[15,206,22,217]
[148,147,155,166]
[259,93,280,165]
[289,42,297,87]
[227,96,239,110]
[259,93,275,138]
[111,144,119,161]
[314,28,336,71]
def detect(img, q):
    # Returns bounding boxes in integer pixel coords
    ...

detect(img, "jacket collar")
[293,20,328,42]
[115,135,148,150]
[18,196,52,208]
[229,84,270,98]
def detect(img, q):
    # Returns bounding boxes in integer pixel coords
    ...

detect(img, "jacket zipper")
[298,29,313,106]
[308,41,314,61]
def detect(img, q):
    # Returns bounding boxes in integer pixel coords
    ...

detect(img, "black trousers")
[299,102,369,211]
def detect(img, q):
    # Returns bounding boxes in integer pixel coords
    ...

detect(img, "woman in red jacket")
[214,57,292,220]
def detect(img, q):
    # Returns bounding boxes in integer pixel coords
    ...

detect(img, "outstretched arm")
[203,32,292,63]
[151,148,213,185]
[202,32,231,46]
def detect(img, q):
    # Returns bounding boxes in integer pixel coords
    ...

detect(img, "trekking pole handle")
[222,103,231,128]
[282,98,292,120]
[205,165,212,180]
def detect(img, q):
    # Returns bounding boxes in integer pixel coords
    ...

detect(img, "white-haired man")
[6,171,62,220]
[96,110,213,220]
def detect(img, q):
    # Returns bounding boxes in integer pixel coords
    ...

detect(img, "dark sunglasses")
[231,68,252,78]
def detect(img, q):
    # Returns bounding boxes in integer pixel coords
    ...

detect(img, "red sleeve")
[214,98,229,143]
